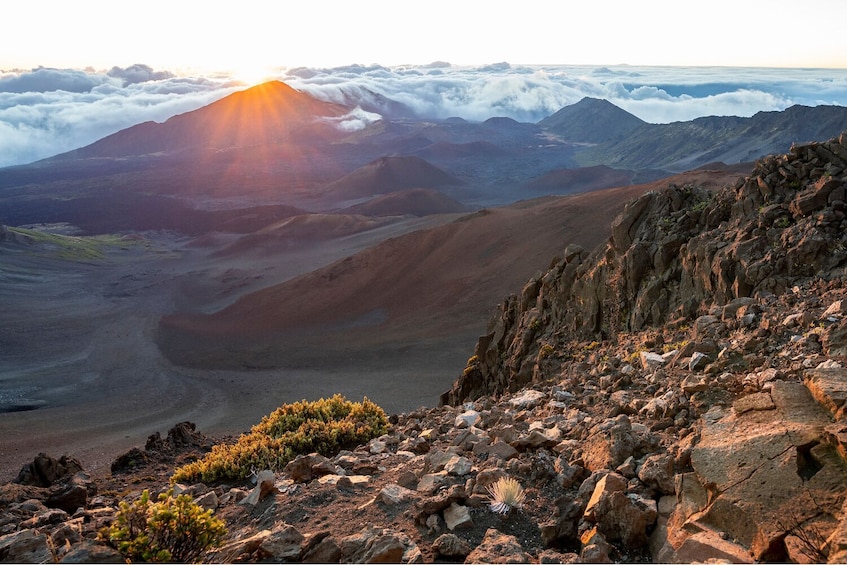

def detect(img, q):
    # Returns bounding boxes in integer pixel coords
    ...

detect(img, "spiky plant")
[487,476,526,514]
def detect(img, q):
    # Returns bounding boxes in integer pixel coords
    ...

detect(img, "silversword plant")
[487,476,526,514]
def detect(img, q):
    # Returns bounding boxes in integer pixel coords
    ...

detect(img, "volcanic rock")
[465,528,531,564]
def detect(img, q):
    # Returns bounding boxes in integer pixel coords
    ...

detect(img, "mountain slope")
[522,165,635,195]
[319,155,464,202]
[433,133,847,564]
[156,168,743,370]
[340,188,469,217]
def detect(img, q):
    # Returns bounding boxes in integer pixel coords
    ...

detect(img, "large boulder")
[340,527,420,563]
[581,415,639,471]
[0,529,53,563]
[15,454,83,488]
[664,380,847,561]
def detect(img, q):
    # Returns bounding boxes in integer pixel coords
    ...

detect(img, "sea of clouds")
[1,62,846,168]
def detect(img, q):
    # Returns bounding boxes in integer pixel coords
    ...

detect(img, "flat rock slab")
[732,391,775,415]
[685,380,847,560]
[805,367,847,418]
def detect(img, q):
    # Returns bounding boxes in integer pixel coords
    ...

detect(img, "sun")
[230,64,278,87]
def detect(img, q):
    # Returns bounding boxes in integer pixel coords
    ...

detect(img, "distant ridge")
[578,103,847,171]
[539,97,646,143]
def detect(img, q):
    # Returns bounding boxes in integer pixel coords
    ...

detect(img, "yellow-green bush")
[102,489,227,563]
[172,395,389,484]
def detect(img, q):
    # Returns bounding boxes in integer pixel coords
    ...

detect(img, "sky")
[1,1,847,167]
[5,1,847,72]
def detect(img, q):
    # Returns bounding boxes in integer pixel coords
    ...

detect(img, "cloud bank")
[1,63,846,168]
[0,65,242,167]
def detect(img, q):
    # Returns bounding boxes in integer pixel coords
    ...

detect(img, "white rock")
[455,410,480,428]
[369,439,387,454]
[640,351,666,370]
[508,389,547,409]
[240,470,278,506]
[688,352,710,372]
[378,483,416,505]
[444,456,473,477]
[817,359,843,370]
[443,502,474,531]
[661,350,678,363]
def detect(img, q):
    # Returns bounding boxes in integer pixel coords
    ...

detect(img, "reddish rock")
[637,453,675,495]
[465,528,531,564]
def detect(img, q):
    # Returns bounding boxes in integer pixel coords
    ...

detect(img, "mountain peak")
[59,80,349,160]
[539,97,646,143]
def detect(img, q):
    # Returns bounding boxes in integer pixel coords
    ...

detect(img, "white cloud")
[0,67,240,166]
[321,107,383,132]
[106,64,175,85]
[1,63,846,167]
[0,67,113,93]
[285,64,847,125]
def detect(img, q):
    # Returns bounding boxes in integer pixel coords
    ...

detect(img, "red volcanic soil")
[341,188,469,217]
[522,165,636,194]
[158,168,743,370]
[210,214,397,258]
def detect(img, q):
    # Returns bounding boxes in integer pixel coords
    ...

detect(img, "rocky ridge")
[4,136,847,563]
[446,134,847,405]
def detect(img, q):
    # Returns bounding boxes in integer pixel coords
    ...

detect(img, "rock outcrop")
[445,134,847,405]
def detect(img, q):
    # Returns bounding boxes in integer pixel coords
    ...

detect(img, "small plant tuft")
[101,489,227,563]
[538,343,555,359]
[487,477,526,514]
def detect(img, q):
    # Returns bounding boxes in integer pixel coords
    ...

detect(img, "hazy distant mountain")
[412,141,509,160]
[538,97,647,143]
[567,102,847,171]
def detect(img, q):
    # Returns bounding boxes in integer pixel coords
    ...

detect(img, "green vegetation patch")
[171,395,389,484]
[101,489,227,563]
[7,226,131,261]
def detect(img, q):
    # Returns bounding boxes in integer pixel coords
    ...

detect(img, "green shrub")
[102,489,227,563]
[172,395,389,484]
